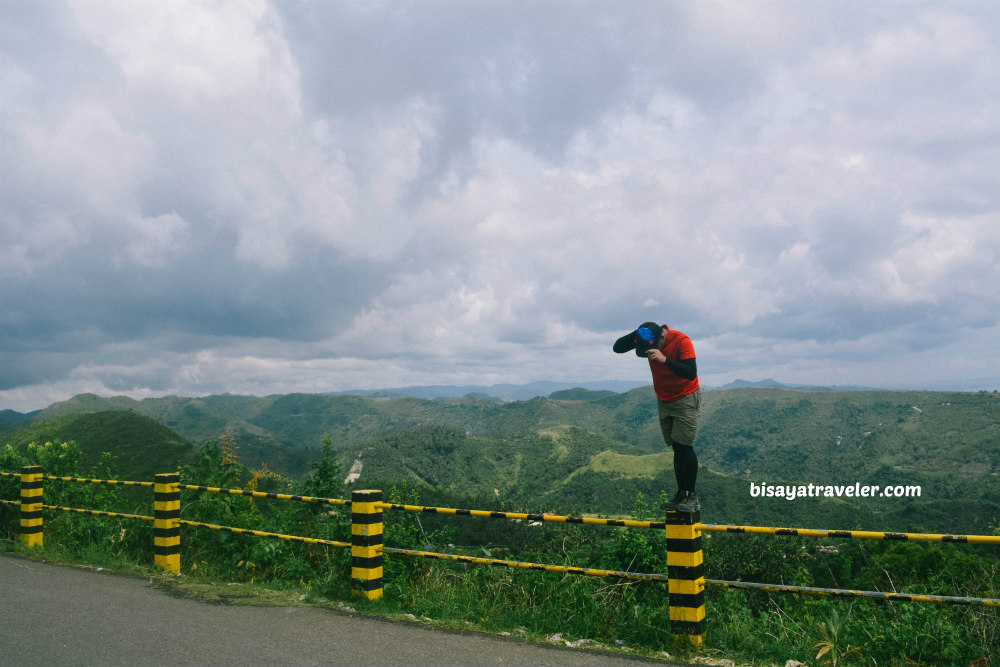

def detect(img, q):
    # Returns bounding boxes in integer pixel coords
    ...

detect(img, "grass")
[577,451,672,477]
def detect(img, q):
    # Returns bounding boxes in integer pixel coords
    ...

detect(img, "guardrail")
[4,466,1000,648]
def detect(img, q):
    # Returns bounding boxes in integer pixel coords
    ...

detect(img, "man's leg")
[658,391,702,510]
[658,405,684,492]
[672,443,698,493]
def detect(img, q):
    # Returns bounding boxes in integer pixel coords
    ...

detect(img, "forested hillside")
[2,411,198,479]
[3,387,998,534]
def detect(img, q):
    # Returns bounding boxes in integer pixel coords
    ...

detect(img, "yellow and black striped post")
[351,489,383,600]
[19,466,44,548]
[665,508,705,646]
[153,472,181,574]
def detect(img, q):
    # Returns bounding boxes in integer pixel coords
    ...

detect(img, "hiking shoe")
[660,492,686,512]
[675,494,701,512]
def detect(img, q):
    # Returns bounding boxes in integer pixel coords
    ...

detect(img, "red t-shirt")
[649,329,699,402]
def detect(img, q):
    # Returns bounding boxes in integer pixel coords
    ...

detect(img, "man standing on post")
[614,322,701,512]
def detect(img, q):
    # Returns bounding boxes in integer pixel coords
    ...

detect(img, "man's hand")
[646,349,666,364]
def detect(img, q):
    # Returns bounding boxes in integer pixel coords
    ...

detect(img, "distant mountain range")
[716,378,879,391]
[339,378,878,401]
[337,380,649,401]
[2,384,997,535]
[3,378,994,420]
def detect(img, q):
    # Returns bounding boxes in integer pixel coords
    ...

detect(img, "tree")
[300,433,342,499]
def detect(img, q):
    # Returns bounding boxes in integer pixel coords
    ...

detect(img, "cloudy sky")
[2,1,999,412]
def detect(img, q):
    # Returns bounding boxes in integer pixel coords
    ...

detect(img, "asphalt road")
[0,553,680,666]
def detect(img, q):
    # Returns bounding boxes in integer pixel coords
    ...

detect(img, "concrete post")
[351,489,383,600]
[153,472,181,574]
[19,466,44,549]
[665,507,705,645]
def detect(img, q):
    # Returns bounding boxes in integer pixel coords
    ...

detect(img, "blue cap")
[634,322,662,356]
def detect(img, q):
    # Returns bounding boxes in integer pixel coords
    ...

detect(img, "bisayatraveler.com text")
[750,481,921,501]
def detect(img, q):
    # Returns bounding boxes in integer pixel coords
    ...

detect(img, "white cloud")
[70,0,296,111]
[20,100,153,215]
[810,10,986,87]
[877,212,997,304]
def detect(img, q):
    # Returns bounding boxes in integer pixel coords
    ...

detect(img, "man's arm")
[664,356,697,380]
[613,331,637,353]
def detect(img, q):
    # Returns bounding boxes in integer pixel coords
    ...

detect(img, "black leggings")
[673,444,698,493]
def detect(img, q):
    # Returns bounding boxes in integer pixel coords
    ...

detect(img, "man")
[614,322,701,512]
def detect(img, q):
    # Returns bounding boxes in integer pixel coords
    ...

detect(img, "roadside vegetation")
[2,435,998,666]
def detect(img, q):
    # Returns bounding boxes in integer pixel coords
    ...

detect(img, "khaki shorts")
[658,389,702,447]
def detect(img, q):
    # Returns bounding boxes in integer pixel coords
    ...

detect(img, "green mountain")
[2,410,199,480]
[7,387,999,535]
[0,408,40,434]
